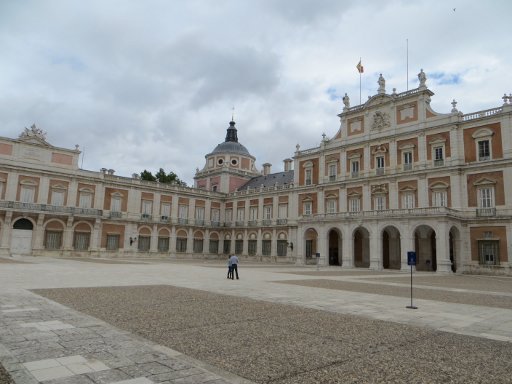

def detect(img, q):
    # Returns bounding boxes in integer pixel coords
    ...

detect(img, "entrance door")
[11,218,34,256]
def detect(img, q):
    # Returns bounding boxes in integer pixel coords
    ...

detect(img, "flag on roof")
[356,60,364,74]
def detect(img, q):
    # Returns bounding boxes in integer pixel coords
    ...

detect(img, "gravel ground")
[276,279,512,309]
[33,285,512,384]
[0,363,14,384]
[0,258,28,264]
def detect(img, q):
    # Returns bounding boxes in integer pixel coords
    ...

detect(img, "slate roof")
[238,170,294,190]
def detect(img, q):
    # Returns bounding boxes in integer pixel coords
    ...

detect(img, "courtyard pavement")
[0,256,511,383]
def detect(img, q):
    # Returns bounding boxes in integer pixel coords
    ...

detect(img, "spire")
[225,120,238,143]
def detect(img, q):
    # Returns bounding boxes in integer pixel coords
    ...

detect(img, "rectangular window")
[158,237,169,252]
[249,206,258,221]
[195,207,205,225]
[79,192,92,208]
[402,192,415,209]
[51,190,65,206]
[262,240,271,256]
[278,204,287,218]
[106,234,119,250]
[326,199,337,214]
[478,187,494,208]
[179,205,188,219]
[235,239,243,254]
[176,238,187,252]
[277,240,288,256]
[236,208,244,222]
[264,205,272,220]
[433,191,447,207]
[434,146,444,166]
[478,140,490,161]
[303,201,312,215]
[0,181,4,199]
[211,208,220,223]
[111,196,121,212]
[73,232,90,251]
[403,151,413,170]
[248,240,257,255]
[193,239,203,253]
[349,198,360,212]
[351,160,359,177]
[209,240,219,254]
[45,231,62,250]
[225,208,232,222]
[376,156,384,169]
[305,169,312,185]
[374,196,385,211]
[328,164,336,181]
[138,236,151,251]
[142,200,153,214]
[479,240,499,265]
[20,186,35,203]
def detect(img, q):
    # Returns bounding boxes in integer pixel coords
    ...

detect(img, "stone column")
[33,213,45,255]
[150,224,158,253]
[0,212,13,256]
[435,220,452,272]
[342,226,353,268]
[62,217,74,256]
[369,225,382,270]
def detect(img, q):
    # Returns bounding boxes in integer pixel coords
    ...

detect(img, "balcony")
[434,159,444,167]
[262,219,272,226]
[329,175,336,182]
[110,211,122,219]
[195,219,205,226]
[224,222,232,227]
[351,171,359,178]
[177,218,188,225]
[0,201,102,217]
[277,218,288,225]
[248,220,258,226]
[160,215,169,222]
[210,221,220,227]
[235,221,245,226]
[476,207,496,217]
[141,213,152,220]
[403,163,412,171]
[376,168,384,176]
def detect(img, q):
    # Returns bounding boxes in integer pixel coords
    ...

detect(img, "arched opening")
[328,229,342,266]
[194,231,204,254]
[137,227,151,252]
[414,225,437,271]
[449,226,461,273]
[382,226,401,270]
[209,232,219,255]
[158,228,170,252]
[353,227,370,268]
[73,222,92,251]
[13,218,33,230]
[44,220,65,250]
[304,228,318,264]
[11,218,34,255]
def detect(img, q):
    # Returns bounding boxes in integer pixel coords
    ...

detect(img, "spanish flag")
[356,60,364,74]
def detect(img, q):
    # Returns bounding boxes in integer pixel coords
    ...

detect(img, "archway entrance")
[382,226,401,269]
[414,225,437,271]
[328,229,341,266]
[11,218,34,256]
[353,227,370,268]
[449,226,461,273]
[304,228,318,264]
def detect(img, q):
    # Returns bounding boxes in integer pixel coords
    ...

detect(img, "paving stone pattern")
[0,291,241,384]
[32,285,512,384]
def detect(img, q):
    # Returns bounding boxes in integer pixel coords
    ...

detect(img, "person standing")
[227,255,233,279]
[229,254,239,279]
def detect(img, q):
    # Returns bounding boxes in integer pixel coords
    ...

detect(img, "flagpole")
[359,57,362,105]
[406,38,409,91]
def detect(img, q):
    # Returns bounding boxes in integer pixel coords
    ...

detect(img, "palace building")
[0,71,511,275]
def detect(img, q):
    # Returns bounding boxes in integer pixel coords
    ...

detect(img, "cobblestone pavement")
[0,256,511,383]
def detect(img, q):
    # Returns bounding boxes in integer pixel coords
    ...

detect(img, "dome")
[208,120,254,158]
[211,141,251,156]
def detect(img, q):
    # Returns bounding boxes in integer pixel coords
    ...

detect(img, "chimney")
[283,158,293,172]
[262,163,272,176]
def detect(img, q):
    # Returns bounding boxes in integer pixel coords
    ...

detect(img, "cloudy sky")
[1,0,510,185]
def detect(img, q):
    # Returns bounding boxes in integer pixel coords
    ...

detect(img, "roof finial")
[231,106,235,122]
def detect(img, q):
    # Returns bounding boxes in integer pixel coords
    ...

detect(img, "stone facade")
[1,75,511,275]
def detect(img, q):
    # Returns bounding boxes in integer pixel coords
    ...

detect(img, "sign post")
[406,251,418,309]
